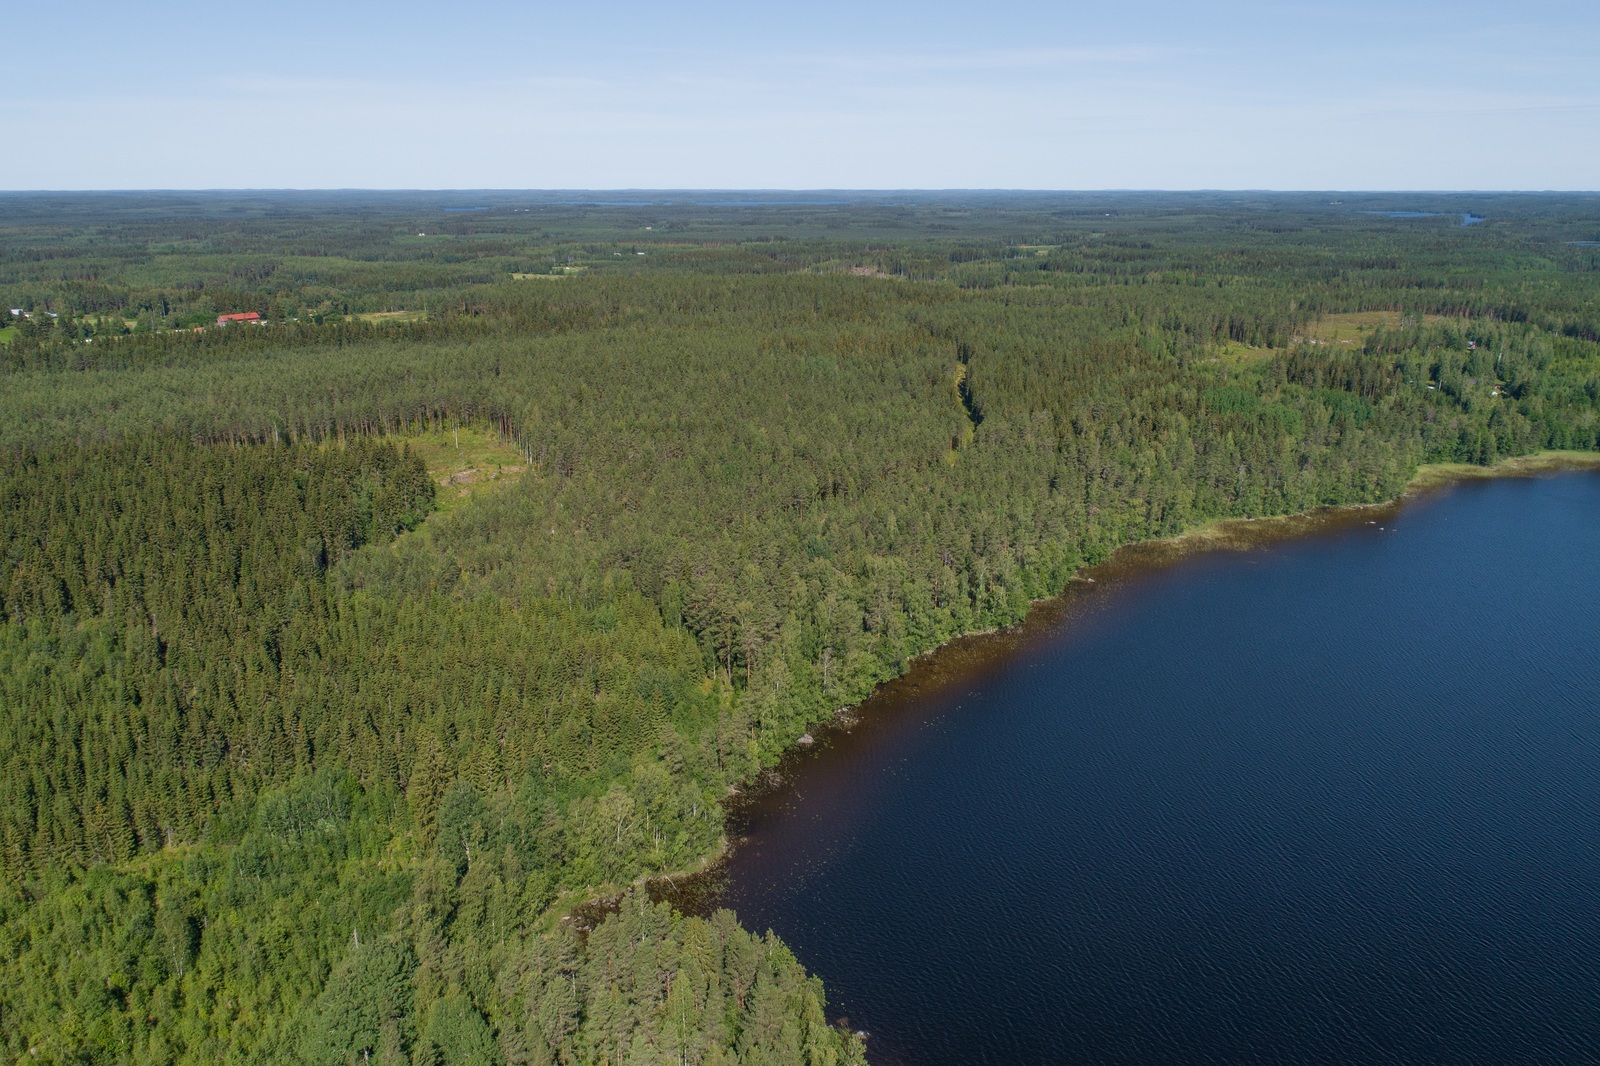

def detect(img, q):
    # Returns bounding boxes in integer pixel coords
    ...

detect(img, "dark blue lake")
[704,470,1600,1065]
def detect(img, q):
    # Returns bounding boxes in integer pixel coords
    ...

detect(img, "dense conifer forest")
[1,191,1597,1064]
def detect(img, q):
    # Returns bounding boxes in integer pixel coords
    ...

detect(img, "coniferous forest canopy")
[2,190,1598,1065]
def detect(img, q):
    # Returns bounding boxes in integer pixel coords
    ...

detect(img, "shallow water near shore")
[670,470,1600,1064]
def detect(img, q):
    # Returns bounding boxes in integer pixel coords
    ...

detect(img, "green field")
[399,425,527,512]
[354,309,428,324]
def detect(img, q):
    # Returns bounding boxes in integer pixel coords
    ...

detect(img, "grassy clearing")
[354,310,426,324]
[395,426,527,513]
[1211,311,1458,364]
[0,327,15,346]
[1297,311,1451,347]
[1212,340,1275,364]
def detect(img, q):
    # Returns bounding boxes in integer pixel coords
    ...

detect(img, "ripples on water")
[686,472,1600,1065]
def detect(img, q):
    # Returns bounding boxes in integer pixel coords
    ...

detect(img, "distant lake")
[1569,241,1600,247]
[691,200,854,207]
[692,471,1600,1065]
[534,200,855,208]
[1365,211,1486,226]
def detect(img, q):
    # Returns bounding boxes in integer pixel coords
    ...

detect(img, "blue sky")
[5,0,1596,189]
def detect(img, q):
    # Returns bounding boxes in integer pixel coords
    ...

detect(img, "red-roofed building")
[216,312,262,326]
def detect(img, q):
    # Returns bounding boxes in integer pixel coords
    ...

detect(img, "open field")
[1211,340,1275,364]
[393,425,526,512]
[353,310,427,324]
[1297,310,1451,346]
[1212,310,1460,364]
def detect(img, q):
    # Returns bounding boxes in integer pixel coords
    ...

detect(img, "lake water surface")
[1363,211,1485,226]
[695,471,1600,1064]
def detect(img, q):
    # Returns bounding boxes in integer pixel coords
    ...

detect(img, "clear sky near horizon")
[4,0,1596,191]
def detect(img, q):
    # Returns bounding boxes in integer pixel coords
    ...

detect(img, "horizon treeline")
[0,193,1596,1065]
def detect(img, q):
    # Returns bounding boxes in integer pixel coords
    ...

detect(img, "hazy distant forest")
[2,191,1598,1065]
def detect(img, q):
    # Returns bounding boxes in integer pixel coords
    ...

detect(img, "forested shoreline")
[1,192,1597,1065]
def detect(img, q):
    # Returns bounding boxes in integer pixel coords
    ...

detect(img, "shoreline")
[1111,449,1600,564]
[580,449,1600,921]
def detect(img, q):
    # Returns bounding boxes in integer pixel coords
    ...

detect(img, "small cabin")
[216,312,262,326]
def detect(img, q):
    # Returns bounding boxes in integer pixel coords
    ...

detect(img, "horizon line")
[2,187,1598,196]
